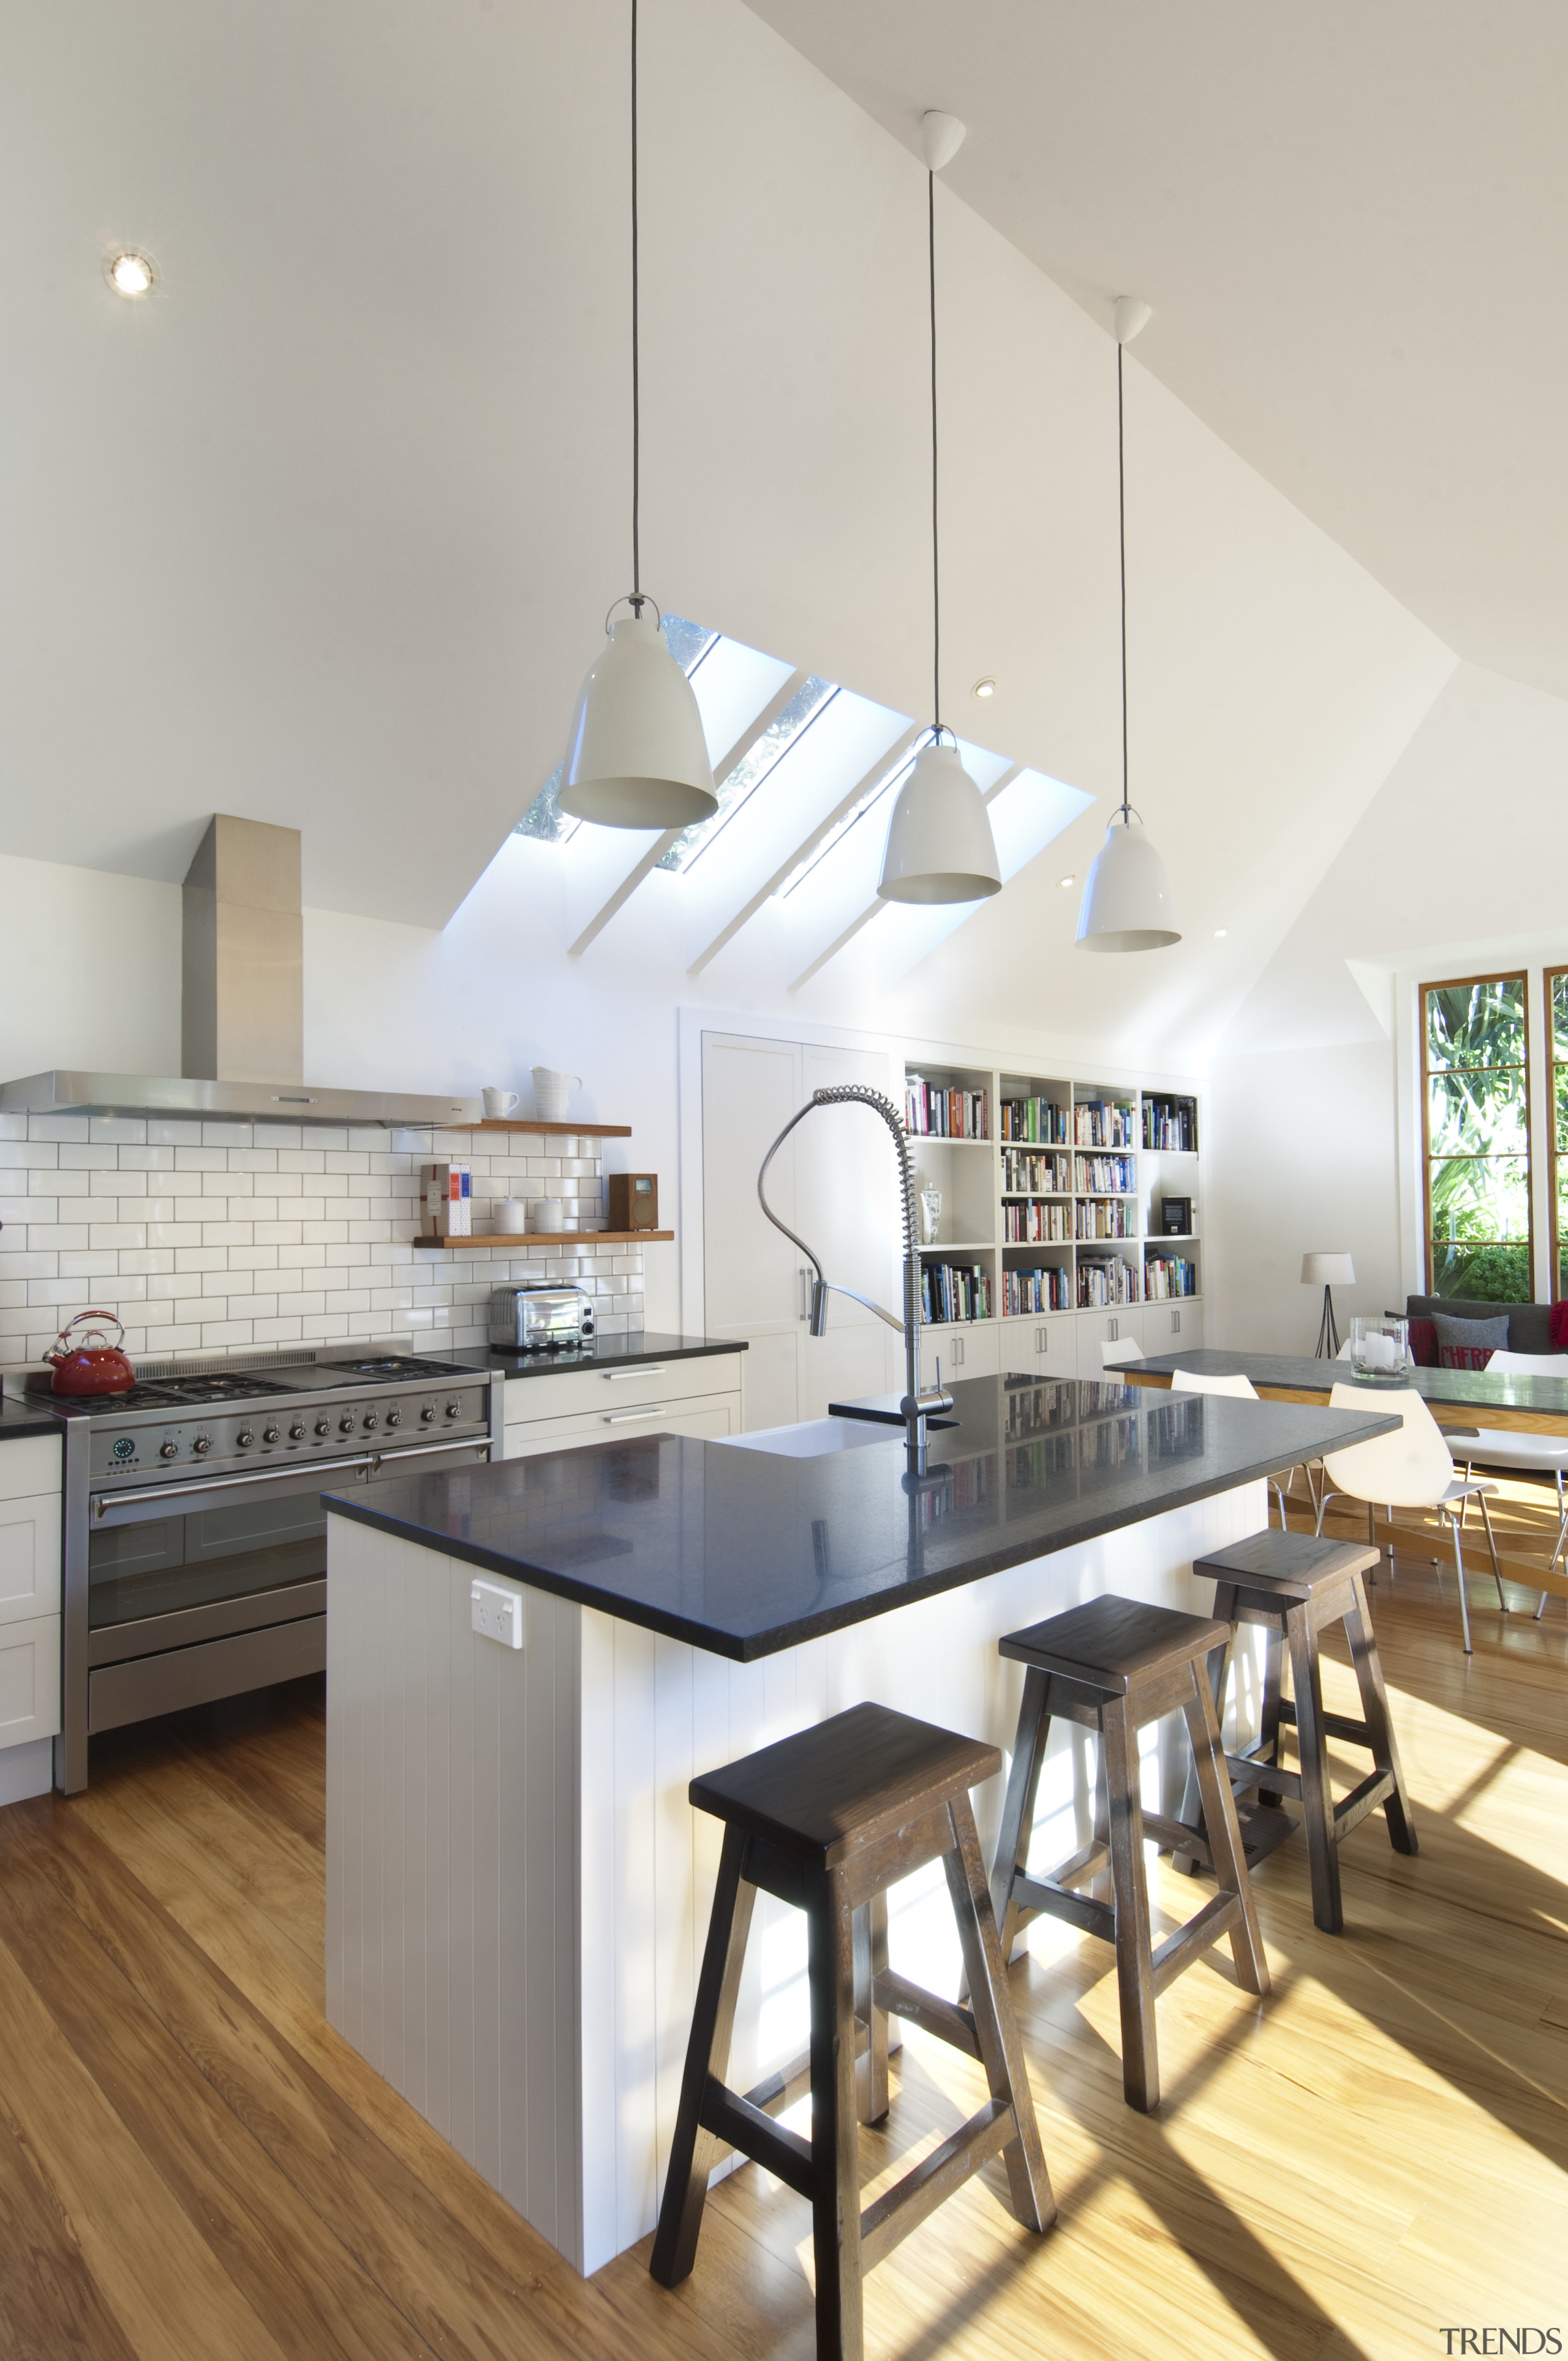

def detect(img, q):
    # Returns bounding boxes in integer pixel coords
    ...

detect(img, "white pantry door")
[701,1031,901,1430]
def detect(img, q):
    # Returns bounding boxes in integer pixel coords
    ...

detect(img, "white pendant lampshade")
[878,741,1003,904]
[556,608,718,829]
[1075,812,1178,951]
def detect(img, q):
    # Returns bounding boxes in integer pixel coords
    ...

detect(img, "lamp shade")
[876,742,1003,905]
[1074,814,1180,951]
[1301,1253,1355,1285]
[556,612,718,829]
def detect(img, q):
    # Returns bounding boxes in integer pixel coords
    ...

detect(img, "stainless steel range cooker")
[32,1348,500,1791]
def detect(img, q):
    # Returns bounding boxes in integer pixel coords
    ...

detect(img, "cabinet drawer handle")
[604,1367,666,1380]
[602,1405,671,1424]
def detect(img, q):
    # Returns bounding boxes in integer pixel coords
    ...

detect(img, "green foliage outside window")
[1423,975,1531,1303]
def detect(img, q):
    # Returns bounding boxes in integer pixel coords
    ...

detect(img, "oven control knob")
[420,1404,436,1423]
[363,1411,379,1431]
[159,1439,178,1460]
[237,1428,255,1448]
[445,1399,460,1418]
[315,1419,332,1437]
[339,1414,356,1434]
[385,1408,402,1427]
[193,1435,213,1456]
[289,1422,306,1441]
[265,1424,282,1443]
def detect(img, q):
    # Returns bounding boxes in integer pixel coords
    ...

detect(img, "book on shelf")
[1077,1255,1137,1307]
[1072,1098,1134,1148]
[1142,1094,1198,1152]
[1144,1253,1197,1299]
[919,1260,992,1323]
[1000,1094,1068,1144]
[1003,1199,1069,1241]
[906,1075,989,1140]
[1001,1265,1072,1315]
[1074,1198,1133,1241]
[1001,1147,1071,1194]
[1072,1152,1136,1195]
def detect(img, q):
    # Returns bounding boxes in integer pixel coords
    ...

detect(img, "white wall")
[1208,1041,1402,1352]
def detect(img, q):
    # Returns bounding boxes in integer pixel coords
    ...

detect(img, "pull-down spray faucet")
[756,1084,954,1469]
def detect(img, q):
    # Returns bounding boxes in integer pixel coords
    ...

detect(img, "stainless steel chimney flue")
[182,815,304,1084]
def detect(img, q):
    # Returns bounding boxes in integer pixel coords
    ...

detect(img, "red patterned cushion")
[1439,1343,1494,1370]
[1551,1300,1568,1353]
[1406,1318,1439,1367]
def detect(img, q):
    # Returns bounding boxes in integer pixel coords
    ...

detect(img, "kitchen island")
[323,1372,1395,2275]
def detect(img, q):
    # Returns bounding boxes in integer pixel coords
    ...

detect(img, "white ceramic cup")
[482,1087,520,1119]
[534,1198,568,1232]
[532,1067,580,1123]
[494,1198,529,1233]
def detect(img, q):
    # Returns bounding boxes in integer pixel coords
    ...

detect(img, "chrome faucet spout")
[756,1084,953,1466]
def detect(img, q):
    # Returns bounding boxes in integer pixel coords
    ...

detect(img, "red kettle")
[46,1311,137,1396]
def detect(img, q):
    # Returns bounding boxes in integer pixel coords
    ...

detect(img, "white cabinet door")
[917,1323,1002,1387]
[702,1031,899,1428]
[1077,1307,1144,1378]
[997,1319,1073,1380]
[0,1494,62,1626]
[504,1388,743,1459]
[0,1612,61,1747]
[1141,1297,1202,1350]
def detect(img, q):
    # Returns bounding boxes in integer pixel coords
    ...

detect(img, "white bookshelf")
[903,1062,1203,1382]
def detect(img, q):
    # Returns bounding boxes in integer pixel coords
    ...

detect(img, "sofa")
[1403,1293,1556,1353]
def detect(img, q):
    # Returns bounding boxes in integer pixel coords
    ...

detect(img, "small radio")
[607,1173,659,1231]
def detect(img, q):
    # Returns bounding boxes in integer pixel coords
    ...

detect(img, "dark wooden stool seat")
[989,1594,1270,2114]
[650,1700,1054,2360]
[1175,1530,1417,1933]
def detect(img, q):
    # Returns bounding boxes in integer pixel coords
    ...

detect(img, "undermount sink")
[715,1416,897,1459]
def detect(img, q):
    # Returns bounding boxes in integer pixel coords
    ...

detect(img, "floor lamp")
[1302,1252,1355,1357]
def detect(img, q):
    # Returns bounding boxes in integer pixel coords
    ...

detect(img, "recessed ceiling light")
[1059,874,1075,889]
[1213,927,1228,938]
[971,677,997,699]
[105,251,155,297]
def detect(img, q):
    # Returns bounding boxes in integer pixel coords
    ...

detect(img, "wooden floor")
[2,1500,1565,2360]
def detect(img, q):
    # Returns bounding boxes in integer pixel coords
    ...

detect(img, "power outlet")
[470,1576,526,1650]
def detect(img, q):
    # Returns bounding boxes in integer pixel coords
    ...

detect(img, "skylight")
[511,612,1093,978]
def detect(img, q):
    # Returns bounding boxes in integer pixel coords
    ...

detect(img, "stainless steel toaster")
[488,1285,595,1351]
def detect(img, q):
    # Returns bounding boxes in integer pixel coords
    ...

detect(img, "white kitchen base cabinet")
[0,1432,62,1803]
[499,1353,745,1461]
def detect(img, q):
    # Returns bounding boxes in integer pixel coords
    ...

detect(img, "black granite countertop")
[323,1372,1397,1661]
[1131,1347,1568,1421]
[0,1397,66,1440]
[442,1331,746,1383]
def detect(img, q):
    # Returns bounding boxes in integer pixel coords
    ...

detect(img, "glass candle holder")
[1349,1315,1409,1378]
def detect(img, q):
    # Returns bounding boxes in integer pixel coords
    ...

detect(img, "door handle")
[602,1405,673,1424]
[605,1367,666,1380]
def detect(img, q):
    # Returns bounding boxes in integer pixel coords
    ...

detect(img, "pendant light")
[878,113,1001,907]
[557,2,717,831]
[1075,295,1180,952]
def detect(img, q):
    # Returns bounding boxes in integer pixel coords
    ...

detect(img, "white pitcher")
[532,1067,580,1123]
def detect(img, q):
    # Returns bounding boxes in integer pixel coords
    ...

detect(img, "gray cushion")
[1433,1312,1510,1361]
[1404,1294,1554,1354]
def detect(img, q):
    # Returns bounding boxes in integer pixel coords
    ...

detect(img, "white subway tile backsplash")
[0,1121,648,1367]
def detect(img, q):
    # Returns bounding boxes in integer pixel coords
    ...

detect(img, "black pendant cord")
[630,0,641,608]
[1117,339,1129,820]
[929,168,941,736]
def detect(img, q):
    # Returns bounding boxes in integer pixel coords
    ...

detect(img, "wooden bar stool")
[1176,1530,1417,1934]
[650,1701,1054,2361]
[989,1595,1270,2114]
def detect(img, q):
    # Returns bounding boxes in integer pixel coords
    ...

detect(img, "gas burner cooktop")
[324,1355,475,1381]
[30,1371,304,1413]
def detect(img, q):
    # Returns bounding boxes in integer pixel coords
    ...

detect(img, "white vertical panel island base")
[323,1373,1393,2278]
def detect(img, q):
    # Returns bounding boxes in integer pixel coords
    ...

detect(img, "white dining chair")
[1314,1383,1505,1653]
[1100,1338,1145,1369]
[1446,1348,1568,1621]
[1168,1367,1291,1529]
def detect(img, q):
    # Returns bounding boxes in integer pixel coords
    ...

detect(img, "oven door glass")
[88,1490,329,1629]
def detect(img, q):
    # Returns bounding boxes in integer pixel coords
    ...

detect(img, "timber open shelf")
[413,1230,673,1250]
[466,1119,632,1137]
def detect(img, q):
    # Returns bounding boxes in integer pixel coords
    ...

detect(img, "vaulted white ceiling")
[1,0,1556,1071]
[746,0,1568,701]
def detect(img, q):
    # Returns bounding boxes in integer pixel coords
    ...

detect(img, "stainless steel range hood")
[2,817,483,1131]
